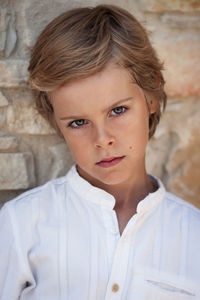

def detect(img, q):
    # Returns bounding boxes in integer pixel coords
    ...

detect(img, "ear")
[143,92,158,114]
[149,99,157,114]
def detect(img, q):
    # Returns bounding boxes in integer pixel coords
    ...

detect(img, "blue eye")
[111,106,127,116]
[69,119,86,128]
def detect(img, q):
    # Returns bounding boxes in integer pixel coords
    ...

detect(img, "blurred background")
[0,0,199,207]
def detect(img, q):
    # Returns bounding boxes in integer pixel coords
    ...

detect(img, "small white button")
[112,283,119,293]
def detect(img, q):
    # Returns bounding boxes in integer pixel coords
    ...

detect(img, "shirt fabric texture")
[0,164,200,300]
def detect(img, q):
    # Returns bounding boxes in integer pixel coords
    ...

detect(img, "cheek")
[62,133,90,159]
[66,141,86,163]
[125,121,149,152]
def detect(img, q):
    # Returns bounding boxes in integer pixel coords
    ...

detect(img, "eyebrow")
[59,97,134,121]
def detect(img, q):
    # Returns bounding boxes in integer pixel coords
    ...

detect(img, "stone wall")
[0,0,200,207]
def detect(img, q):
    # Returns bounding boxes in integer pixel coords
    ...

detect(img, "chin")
[78,165,128,186]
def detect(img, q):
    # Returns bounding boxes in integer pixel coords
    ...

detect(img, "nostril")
[96,144,101,149]
[94,133,115,148]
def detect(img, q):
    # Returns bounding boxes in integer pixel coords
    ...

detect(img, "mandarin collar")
[65,165,166,212]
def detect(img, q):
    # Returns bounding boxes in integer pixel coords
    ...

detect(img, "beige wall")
[0,0,200,207]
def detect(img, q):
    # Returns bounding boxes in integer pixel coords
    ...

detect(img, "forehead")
[50,63,141,113]
[52,63,131,94]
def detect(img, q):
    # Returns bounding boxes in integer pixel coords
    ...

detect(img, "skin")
[51,62,158,234]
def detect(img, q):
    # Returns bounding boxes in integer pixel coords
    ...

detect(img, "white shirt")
[0,165,200,300]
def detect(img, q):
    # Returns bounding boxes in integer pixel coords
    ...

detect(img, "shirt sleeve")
[0,203,35,300]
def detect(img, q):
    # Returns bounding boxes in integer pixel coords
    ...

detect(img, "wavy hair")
[28,4,167,138]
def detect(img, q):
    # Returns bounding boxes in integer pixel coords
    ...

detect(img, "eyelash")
[68,106,128,129]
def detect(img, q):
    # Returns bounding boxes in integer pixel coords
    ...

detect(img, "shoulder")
[151,174,200,219]
[164,191,200,213]
[162,191,200,225]
[0,170,76,256]
[1,172,70,219]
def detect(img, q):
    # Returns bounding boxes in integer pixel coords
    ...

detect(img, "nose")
[93,125,115,149]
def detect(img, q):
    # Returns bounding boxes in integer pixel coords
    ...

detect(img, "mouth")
[96,156,125,168]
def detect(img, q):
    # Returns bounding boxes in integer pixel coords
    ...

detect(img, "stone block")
[0,114,6,129]
[21,0,132,48]
[48,142,74,179]
[0,191,22,206]
[146,119,170,178]
[21,0,85,48]
[140,0,200,13]
[0,6,17,57]
[147,98,200,206]
[0,152,35,190]
[0,60,28,87]
[6,88,34,106]
[0,91,9,107]
[165,100,200,170]
[164,100,200,206]
[7,104,55,135]
[161,13,200,28]
[154,37,200,97]
[0,136,18,151]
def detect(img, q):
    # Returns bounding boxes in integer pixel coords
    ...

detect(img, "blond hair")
[28,4,167,138]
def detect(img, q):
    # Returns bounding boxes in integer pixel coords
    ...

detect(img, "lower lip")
[96,156,125,168]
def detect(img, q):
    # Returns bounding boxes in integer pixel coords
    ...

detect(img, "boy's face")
[51,63,156,188]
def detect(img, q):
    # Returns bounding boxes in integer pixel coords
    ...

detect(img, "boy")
[0,4,200,300]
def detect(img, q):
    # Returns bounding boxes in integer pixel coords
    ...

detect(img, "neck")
[102,172,157,211]
[77,164,158,212]
[77,164,158,235]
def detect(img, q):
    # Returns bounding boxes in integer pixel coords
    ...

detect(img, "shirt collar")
[66,164,166,212]
[136,175,166,214]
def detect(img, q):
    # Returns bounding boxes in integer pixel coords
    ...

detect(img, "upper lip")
[96,156,124,164]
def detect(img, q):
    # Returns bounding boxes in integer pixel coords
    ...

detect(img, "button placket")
[101,208,120,273]
[105,234,131,300]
